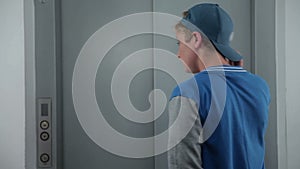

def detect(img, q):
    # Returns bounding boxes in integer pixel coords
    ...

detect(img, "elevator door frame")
[24,0,286,169]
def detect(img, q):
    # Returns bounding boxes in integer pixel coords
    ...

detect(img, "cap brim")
[212,41,243,61]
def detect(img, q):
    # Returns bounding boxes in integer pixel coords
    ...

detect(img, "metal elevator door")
[61,0,155,168]
[35,0,252,168]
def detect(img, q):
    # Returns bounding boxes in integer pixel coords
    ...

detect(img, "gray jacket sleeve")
[167,96,203,169]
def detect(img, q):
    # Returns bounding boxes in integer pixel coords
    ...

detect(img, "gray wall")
[24,0,36,168]
[0,0,25,169]
[286,0,300,168]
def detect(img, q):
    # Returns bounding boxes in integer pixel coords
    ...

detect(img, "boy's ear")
[192,32,202,49]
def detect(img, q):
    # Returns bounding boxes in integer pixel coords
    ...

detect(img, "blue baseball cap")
[181,3,243,61]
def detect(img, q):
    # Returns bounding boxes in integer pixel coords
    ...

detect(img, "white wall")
[286,0,300,168]
[0,0,25,169]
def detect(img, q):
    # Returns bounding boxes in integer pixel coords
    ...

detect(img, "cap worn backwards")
[180,3,243,61]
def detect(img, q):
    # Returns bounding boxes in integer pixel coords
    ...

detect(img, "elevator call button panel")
[37,98,52,168]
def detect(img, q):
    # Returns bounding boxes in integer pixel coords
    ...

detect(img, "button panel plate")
[37,98,52,168]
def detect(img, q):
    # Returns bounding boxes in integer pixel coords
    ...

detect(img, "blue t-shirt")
[169,65,270,169]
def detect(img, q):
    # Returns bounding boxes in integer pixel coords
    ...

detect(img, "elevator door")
[60,0,252,169]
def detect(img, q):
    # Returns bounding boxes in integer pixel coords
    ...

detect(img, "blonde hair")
[175,12,216,52]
